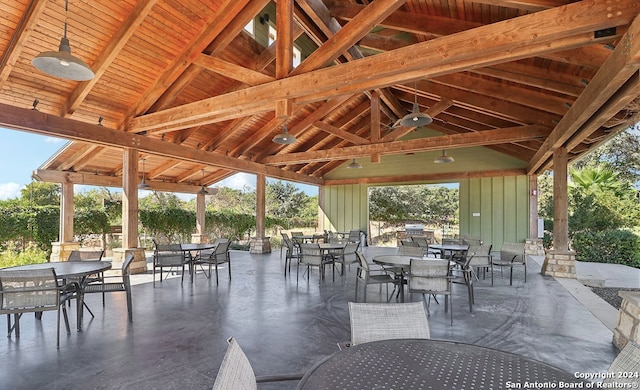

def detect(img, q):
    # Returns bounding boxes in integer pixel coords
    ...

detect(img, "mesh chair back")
[443,238,463,245]
[153,240,185,267]
[411,236,430,247]
[299,243,323,266]
[348,302,430,346]
[214,239,231,260]
[0,268,60,310]
[500,242,526,264]
[355,251,371,279]
[67,250,104,262]
[212,337,257,390]
[467,244,492,267]
[398,245,423,257]
[409,259,451,293]
[341,242,360,263]
[603,342,640,386]
[348,230,361,243]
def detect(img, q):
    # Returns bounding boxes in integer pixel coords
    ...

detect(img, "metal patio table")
[181,243,218,282]
[297,339,587,389]
[0,261,112,330]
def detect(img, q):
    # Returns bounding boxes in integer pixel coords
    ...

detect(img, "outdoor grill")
[404,224,425,236]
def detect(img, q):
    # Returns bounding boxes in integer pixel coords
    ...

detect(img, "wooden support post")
[122,149,139,249]
[250,174,271,253]
[192,192,208,243]
[542,147,576,278]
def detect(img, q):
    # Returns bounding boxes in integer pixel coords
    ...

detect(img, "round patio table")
[296,339,587,389]
[373,255,441,302]
[0,261,112,330]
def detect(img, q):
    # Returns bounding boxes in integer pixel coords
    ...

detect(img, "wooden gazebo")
[0,1,639,273]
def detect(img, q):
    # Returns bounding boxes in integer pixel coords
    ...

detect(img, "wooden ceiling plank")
[528,14,640,174]
[329,1,482,36]
[63,0,158,117]
[263,125,549,164]
[129,0,638,133]
[0,0,48,87]
[464,0,572,13]
[121,0,256,128]
[0,102,323,186]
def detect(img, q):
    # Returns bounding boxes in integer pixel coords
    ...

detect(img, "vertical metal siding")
[321,175,529,250]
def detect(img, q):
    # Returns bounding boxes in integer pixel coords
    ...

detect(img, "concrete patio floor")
[0,246,626,389]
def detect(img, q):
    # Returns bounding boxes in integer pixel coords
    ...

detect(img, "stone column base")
[191,234,209,244]
[111,248,147,274]
[50,242,81,262]
[613,291,640,350]
[525,238,545,256]
[250,237,271,254]
[541,249,576,278]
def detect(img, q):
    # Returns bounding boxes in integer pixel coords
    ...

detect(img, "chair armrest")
[255,373,305,383]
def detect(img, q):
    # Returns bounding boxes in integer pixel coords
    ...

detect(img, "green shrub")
[0,242,48,268]
[572,229,640,268]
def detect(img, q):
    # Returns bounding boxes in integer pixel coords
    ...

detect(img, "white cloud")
[218,173,256,191]
[44,136,65,144]
[0,182,23,200]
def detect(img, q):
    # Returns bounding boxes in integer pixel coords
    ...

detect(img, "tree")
[19,182,60,207]
[569,165,627,194]
[266,181,309,219]
[572,126,640,185]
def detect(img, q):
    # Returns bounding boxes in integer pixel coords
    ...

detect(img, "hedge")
[572,229,640,268]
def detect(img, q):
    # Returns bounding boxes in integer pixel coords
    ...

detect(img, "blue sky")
[0,127,317,201]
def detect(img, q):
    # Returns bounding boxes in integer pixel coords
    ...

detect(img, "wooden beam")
[0,102,323,186]
[193,54,275,85]
[381,98,454,142]
[371,91,381,143]
[290,0,406,75]
[121,0,257,128]
[324,168,527,186]
[275,99,293,119]
[313,121,370,145]
[528,13,640,174]
[129,0,639,133]
[263,126,549,164]
[276,0,294,79]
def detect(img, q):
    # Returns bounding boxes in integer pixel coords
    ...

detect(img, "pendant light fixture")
[346,158,362,169]
[272,121,296,144]
[138,158,152,190]
[434,150,455,163]
[198,169,208,195]
[400,81,432,128]
[32,0,94,81]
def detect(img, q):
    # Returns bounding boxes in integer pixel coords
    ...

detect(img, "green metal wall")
[459,176,530,251]
[319,176,530,250]
[319,184,369,233]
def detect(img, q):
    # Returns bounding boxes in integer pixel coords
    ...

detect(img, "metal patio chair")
[0,268,77,348]
[348,301,430,346]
